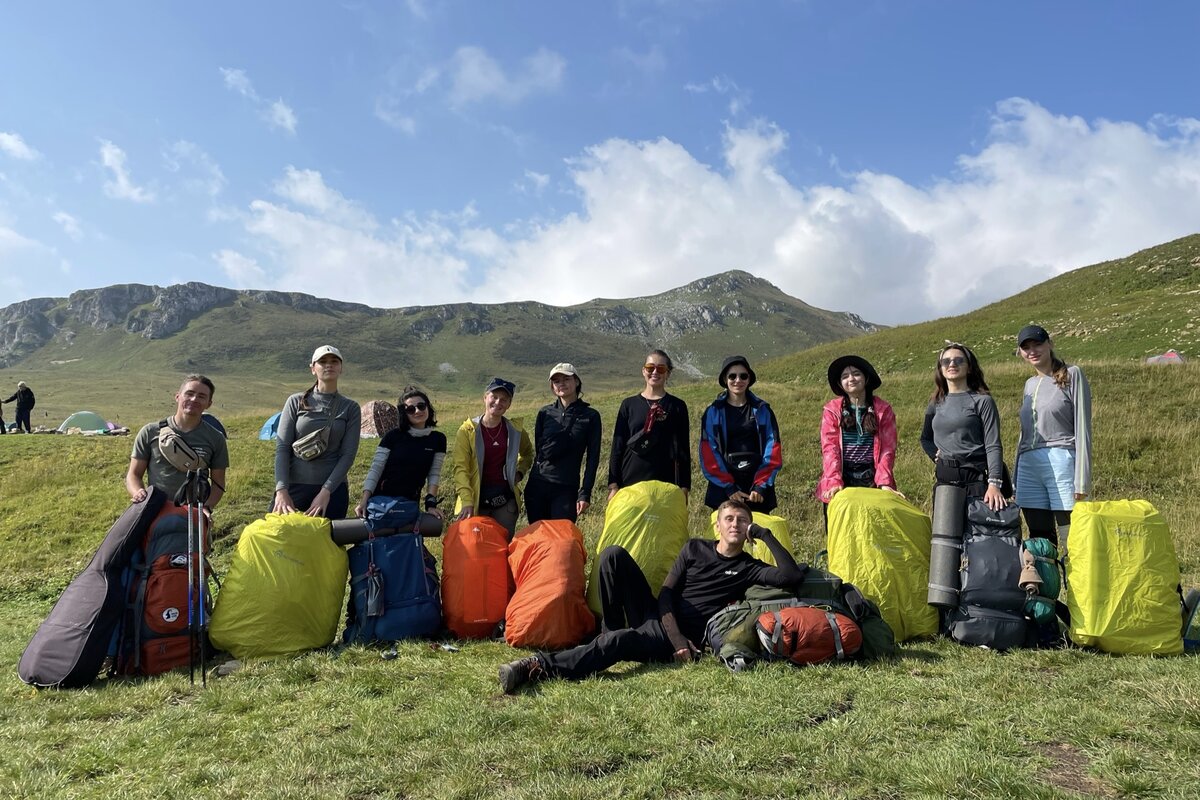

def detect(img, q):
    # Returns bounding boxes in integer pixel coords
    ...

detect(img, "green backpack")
[1022,537,1063,623]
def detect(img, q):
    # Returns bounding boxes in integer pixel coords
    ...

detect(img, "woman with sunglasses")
[355,387,447,521]
[1013,325,1092,546]
[272,345,361,519]
[452,377,533,538]
[920,343,1008,511]
[817,355,900,507]
[607,349,691,502]
[524,363,603,523]
[699,356,782,512]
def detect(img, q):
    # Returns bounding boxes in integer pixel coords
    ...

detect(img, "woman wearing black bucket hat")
[699,356,783,512]
[818,355,900,505]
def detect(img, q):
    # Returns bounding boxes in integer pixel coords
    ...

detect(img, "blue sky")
[2,1,1198,324]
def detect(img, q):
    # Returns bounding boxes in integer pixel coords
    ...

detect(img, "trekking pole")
[196,469,211,688]
[185,470,197,686]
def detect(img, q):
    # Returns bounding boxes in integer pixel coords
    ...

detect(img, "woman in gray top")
[1012,325,1092,546]
[272,345,361,519]
[920,342,1009,512]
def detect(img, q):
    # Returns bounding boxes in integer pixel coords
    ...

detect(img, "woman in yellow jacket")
[453,377,533,538]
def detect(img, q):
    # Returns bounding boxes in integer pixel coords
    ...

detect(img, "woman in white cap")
[452,377,533,538]
[1013,325,1092,546]
[817,355,900,506]
[272,345,361,519]
[699,355,783,512]
[524,363,603,523]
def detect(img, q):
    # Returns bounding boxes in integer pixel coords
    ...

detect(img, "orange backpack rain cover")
[442,516,512,639]
[505,520,596,649]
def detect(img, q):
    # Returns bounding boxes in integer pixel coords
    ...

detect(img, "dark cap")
[1017,325,1050,347]
[718,355,756,388]
[484,377,516,397]
[827,355,882,396]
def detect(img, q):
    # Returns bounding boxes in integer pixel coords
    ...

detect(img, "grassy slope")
[3,238,1200,798]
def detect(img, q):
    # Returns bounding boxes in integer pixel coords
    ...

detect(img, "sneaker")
[498,656,543,694]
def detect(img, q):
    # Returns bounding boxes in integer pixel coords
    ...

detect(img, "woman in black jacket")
[524,363,602,523]
[606,349,691,502]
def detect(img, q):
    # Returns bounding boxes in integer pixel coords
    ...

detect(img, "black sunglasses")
[725,372,750,381]
[404,402,429,414]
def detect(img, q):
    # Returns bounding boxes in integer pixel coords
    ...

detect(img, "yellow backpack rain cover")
[1066,500,1183,655]
[826,487,938,641]
[708,510,794,566]
[587,481,689,616]
[209,513,349,659]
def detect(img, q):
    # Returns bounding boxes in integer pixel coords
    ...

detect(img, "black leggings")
[524,478,578,524]
[1021,508,1072,548]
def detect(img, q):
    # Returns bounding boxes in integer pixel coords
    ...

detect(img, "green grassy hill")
[1,237,1198,798]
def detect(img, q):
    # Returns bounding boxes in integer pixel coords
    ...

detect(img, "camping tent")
[58,411,109,433]
[1146,349,1186,365]
[360,400,399,438]
[258,412,282,441]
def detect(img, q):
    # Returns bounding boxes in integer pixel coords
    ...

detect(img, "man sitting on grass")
[499,498,805,693]
[125,374,228,514]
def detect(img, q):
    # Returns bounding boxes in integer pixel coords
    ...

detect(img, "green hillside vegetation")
[2,237,1199,798]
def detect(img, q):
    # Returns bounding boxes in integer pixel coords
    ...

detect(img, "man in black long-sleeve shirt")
[499,498,805,692]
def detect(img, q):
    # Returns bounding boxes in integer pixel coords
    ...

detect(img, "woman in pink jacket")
[818,355,901,506]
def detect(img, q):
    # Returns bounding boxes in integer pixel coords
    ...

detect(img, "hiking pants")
[277,482,350,520]
[479,496,519,539]
[540,546,673,679]
[523,477,578,524]
[15,407,30,433]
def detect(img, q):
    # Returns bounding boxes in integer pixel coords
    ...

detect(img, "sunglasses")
[725,372,750,382]
[939,357,966,368]
[403,402,429,414]
[643,364,669,375]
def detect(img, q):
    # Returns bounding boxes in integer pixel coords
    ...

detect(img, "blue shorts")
[1015,448,1076,511]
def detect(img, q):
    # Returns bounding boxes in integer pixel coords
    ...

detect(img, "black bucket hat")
[827,355,881,396]
[718,355,756,388]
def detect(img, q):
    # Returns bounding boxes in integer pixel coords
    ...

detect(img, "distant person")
[607,349,691,502]
[524,363,602,524]
[272,345,361,520]
[920,343,1009,511]
[0,398,6,434]
[818,355,901,508]
[126,375,228,512]
[452,377,533,538]
[1013,325,1093,546]
[699,356,783,513]
[4,380,35,433]
[498,499,804,693]
[355,386,447,521]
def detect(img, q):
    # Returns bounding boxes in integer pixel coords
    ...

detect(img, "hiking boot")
[498,656,545,694]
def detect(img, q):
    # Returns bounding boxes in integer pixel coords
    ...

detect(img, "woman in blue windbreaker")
[698,355,783,513]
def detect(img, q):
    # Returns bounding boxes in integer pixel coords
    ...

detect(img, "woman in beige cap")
[271,345,361,519]
[524,363,602,523]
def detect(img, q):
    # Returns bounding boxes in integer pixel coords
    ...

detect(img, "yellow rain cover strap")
[826,487,938,642]
[707,510,794,567]
[1066,500,1183,655]
[587,481,689,616]
[209,513,348,659]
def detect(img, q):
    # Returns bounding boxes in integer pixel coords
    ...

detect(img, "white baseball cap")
[548,362,578,380]
[310,345,343,364]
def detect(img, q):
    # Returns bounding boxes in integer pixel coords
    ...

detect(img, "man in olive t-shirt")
[125,375,229,511]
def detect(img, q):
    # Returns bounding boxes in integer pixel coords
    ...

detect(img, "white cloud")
[374,97,417,135]
[163,140,226,197]
[228,100,1200,324]
[219,67,298,135]
[0,132,39,161]
[515,170,550,195]
[214,249,267,287]
[448,46,566,108]
[52,211,82,240]
[684,75,749,115]
[99,140,156,203]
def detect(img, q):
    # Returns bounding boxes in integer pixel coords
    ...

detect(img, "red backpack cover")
[442,516,512,639]
[756,606,863,665]
[505,520,596,649]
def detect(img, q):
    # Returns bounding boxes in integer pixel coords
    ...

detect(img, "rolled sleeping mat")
[330,513,444,545]
[928,483,967,607]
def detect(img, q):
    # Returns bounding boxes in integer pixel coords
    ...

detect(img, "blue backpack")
[365,495,421,533]
[344,533,441,644]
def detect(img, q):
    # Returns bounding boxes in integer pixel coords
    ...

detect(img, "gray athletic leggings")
[481,497,519,539]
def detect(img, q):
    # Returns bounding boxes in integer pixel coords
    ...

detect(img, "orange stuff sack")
[442,516,512,639]
[756,606,863,666]
[505,521,596,649]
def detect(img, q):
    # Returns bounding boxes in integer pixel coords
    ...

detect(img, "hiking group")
[30,322,1193,693]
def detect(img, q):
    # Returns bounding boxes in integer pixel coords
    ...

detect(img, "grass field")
[2,342,1198,798]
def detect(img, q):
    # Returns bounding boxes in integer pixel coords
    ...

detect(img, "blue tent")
[258,412,281,441]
